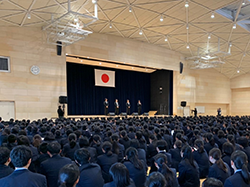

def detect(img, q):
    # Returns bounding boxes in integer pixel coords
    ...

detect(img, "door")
[183,106,190,117]
[0,101,15,120]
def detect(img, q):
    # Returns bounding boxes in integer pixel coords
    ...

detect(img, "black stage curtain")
[67,62,151,115]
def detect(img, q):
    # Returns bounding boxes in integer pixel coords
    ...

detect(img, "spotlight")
[186,24,189,30]
[99,62,102,65]
[160,15,163,22]
[186,44,190,49]
[211,13,215,19]
[164,37,168,42]
[208,34,211,39]
[27,12,31,19]
[139,30,143,35]
[109,23,112,28]
[229,42,232,47]
[233,24,236,29]
[237,70,240,73]
[242,1,246,5]
[185,1,189,8]
[129,6,132,12]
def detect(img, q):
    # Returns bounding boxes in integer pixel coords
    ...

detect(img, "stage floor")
[64,114,169,119]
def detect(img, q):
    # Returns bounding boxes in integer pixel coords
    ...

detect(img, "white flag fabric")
[95,69,115,87]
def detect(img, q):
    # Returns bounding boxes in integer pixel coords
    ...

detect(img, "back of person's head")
[0,147,10,165]
[206,133,215,146]
[10,145,32,167]
[202,178,223,187]
[130,139,139,149]
[125,147,143,170]
[74,148,90,165]
[217,130,225,138]
[102,141,113,156]
[109,163,131,187]
[58,164,80,187]
[111,134,120,155]
[156,140,168,151]
[209,148,227,173]
[47,141,61,155]
[33,134,42,148]
[68,133,77,148]
[93,135,101,146]
[17,135,30,146]
[181,145,195,167]
[174,140,182,149]
[194,139,205,153]
[237,137,249,148]
[227,134,235,146]
[145,172,167,187]
[78,136,89,148]
[39,142,48,154]
[231,150,250,184]
[222,142,234,156]
[8,134,16,143]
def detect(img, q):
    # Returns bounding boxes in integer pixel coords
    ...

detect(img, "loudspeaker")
[181,101,186,107]
[59,96,67,104]
[132,112,138,116]
[180,62,183,74]
[57,41,62,56]
[120,112,127,116]
[108,112,115,116]
[143,112,149,116]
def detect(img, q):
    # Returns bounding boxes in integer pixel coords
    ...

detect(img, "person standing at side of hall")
[103,98,109,115]
[126,99,131,115]
[217,108,221,116]
[114,99,119,115]
[57,105,64,119]
[137,100,142,115]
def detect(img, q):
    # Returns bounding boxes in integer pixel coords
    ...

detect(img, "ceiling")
[1,0,250,78]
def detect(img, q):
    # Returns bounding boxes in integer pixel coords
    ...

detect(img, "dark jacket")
[124,161,147,187]
[0,164,14,179]
[208,162,231,184]
[224,171,250,187]
[178,160,200,187]
[103,179,136,187]
[77,163,104,187]
[0,169,47,187]
[169,148,182,171]
[40,155,72,187]
[62,142,80,160]
[193,150,210,178]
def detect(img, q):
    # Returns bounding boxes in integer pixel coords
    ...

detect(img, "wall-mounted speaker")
[180,62,183,74]
[181,101,186,107]
[59,96,67,104]
[57,41,62,56]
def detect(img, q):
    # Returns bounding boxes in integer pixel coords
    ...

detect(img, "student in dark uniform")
[114,99,119,115]
[137,100,142,115]
[58,164,80,187]
[104,98,109,115]
[0,147,13,179]
[126,99,131,115]
[224,150,250,187]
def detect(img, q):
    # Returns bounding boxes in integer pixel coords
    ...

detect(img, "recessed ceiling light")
[99,62,102,65]
[237,70,240,73]
[186,44,190,49]
[164,37,168,42]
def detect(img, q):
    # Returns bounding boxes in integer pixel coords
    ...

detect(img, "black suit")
[77,163,104,187]
[208,162,231,184]
[193,150,210,178]
[104,179,136,187]
[224,171,250,187]
[40,155,72,187]
[126,102,131,115]
[137,103,142,115]
[114,102,119,115]
[0,169,47,187]
[104,101,109,115]
[0,164,14,179]
[169,148,182,172]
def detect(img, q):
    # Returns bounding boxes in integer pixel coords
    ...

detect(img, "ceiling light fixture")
[99,62,102,65]
[237,70,240,73]
[186,44,190,49]
[27,12,31,19]
[186,24,189,30]
[164,36,168,42]
[160,15,163,22]
[129,6,132,13]
[233,23,236,29]
[229,42,232,47]
[185,1,189,8]
[208,34,211,39]
[211,12,215,19]
[109,23,112,28]
[139,30,143,35]
[242,1,246,5]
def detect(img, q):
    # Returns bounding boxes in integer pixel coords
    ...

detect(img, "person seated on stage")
[114,99,119,115]
[104,98,109,115]
[74,148,104,187]
[202,178,223,187]
[0,145,47,187]
[58,164,80,187]
[126,99,131,115]
[0,147,14,179]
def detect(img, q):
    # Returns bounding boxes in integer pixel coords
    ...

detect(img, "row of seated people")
[0,115,249,187]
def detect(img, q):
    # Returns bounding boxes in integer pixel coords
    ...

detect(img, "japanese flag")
[95,69,115,87]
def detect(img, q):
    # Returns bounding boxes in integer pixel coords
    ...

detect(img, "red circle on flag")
[101,74,109,83]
